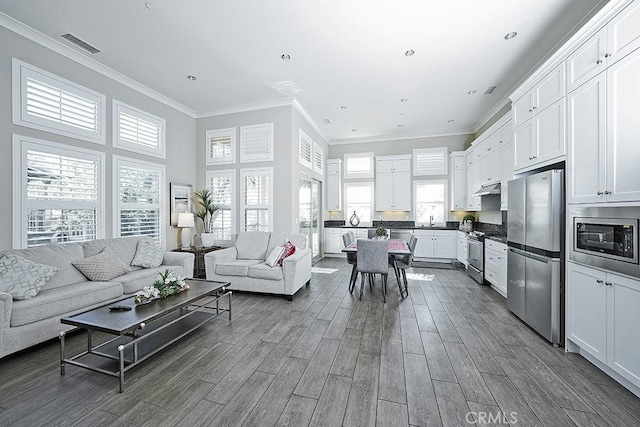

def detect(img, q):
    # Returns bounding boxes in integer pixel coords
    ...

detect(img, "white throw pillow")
[265,245,285,268]
[72,247,131,281]
[131,240,165,268]
[0,253,58,300]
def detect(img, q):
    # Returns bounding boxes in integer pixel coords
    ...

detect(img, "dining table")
[342,238,410,298]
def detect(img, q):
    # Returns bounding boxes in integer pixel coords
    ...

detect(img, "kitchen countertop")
[326,225,457,230]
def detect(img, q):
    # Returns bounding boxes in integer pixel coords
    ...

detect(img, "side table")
[172,246,222,278]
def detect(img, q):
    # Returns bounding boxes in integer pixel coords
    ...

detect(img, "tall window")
[113,156,165,243]
[206,170,235,242]
[344,152,374,178]
[113,100,166,158]
[240,168,272,232]
[414,180,447,225]
[12,135,105,248]
[12,59,106,144]
[344,182,374,225]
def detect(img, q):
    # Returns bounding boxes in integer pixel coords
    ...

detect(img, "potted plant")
[375,227,388,239]
[194,189,219,247]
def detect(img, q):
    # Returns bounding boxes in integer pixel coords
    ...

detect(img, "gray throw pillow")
[72,247,131,281]
[131,240,165,268]
[0,253,59,300]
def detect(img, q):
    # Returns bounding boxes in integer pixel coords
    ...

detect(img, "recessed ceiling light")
[281,54,291,61]
[351,129,357,132]
[340,105,347,110]
[187,75,197,81]
[145,2,154,9]
[397,124,404,127]
[400,98,408,102]
[467,90,476,95]
[400,112,405,116]
[504,32,518,40]
[405,49,415,56]
[448,120,455,123]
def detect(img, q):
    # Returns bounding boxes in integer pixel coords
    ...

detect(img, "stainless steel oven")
[467,233,484,284]
[569,206,640,278]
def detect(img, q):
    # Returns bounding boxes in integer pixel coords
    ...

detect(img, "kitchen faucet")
[429,215,434,226]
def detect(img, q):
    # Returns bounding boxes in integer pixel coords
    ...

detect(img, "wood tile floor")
[1,258,639,426]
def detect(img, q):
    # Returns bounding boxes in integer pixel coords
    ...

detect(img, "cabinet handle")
[596,279,603,284]
[604,190,611,195]
[487,147,491,151]
[597,191,603,195]
[532,106,537,110]
[596,59,603,64]
[528,109,533,112]
[528,157,533,160]
[604,53,611,58]
[533,155,537,159]
[605,282,612,286]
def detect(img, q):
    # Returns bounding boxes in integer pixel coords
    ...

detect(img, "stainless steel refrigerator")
[507,169,564,345]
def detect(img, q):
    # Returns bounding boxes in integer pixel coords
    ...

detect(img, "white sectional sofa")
[204,231,311,300]
[0,236,194,358]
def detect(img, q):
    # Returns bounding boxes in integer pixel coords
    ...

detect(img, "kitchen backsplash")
[475,211,508,236]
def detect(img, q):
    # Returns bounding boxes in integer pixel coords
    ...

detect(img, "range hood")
[474,182,501,196]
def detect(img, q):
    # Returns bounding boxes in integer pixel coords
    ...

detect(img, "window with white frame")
[344,182,374,225]
[206,169,235,241]
[313,142,324,175]
[240,168,273,232]
[12,134,105,248]
[113,156,165,243]
[344,152,374,178]
[12,58,106,144]
[113,100,166,158]
[299,129,312,169]
[413,147,448,176]
[206,127,236,165]
[240,123,274,163]
[414,179,447,225]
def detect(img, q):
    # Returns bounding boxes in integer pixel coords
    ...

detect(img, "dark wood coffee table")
[60,279,231,392]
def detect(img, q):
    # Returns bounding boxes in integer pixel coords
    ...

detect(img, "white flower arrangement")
[135,269,189,304]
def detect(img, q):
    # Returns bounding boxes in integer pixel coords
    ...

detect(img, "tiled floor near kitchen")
[1,258,639,426]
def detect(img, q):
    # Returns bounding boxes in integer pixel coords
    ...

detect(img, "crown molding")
[329,130,473,146]
[0,12,196,118]
[195,97,295,118]
[291,99,328,143]
[472,97,512,134]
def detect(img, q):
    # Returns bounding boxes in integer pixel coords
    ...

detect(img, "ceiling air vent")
[60,33,101,54]
[483,85,499,95]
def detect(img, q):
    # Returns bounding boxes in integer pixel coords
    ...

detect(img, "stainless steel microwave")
[569,206,640,278]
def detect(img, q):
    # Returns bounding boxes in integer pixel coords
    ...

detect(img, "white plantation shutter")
[299,129,312,169]
[413,147,448,176]
[206,128,236,165]
[114,156,164,243]
[240,123,274,163]
[313,142,324,175]
[241,168,273,232]
[13,59,105,144]
[13,135,105,248]
[206,170,235,241]
[344,153,374,178]
[113,100,165,158]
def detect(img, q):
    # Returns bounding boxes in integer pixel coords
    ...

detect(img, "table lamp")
[177,212,195,249]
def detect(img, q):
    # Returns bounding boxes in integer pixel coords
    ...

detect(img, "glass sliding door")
[299,175,321,261]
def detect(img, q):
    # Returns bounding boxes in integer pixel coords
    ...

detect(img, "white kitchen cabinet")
[513,97,565,172]
[323,228,344,255]
[607,0,640,65]
[566,28,608,93]
[480,149,501,186]
[375,156,411,210]
[500,143,513,210]
[465,150,475,210]
[413,230,456,259]
[567,262,640,389]
[344,227,369,240]
[485,239,507,297]
[456,231,468,267]
[450,152,466,210]
[326,159,342,211]
[568,48,640,204]
[513,62,565,127]
[567,262,608,363]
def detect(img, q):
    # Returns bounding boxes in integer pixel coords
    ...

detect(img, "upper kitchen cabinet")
[375,155,411,211]
[501,142,514,211]
[513,97,565,172]
[567,1,640,93]
[513,63,566,128]
[568,48,640,204]
[326,159,342,211]
[450,152,466,210]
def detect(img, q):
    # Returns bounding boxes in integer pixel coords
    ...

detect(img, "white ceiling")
[0,0,606,143]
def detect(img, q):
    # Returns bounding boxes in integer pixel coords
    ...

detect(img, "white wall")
[0,27,196,250]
